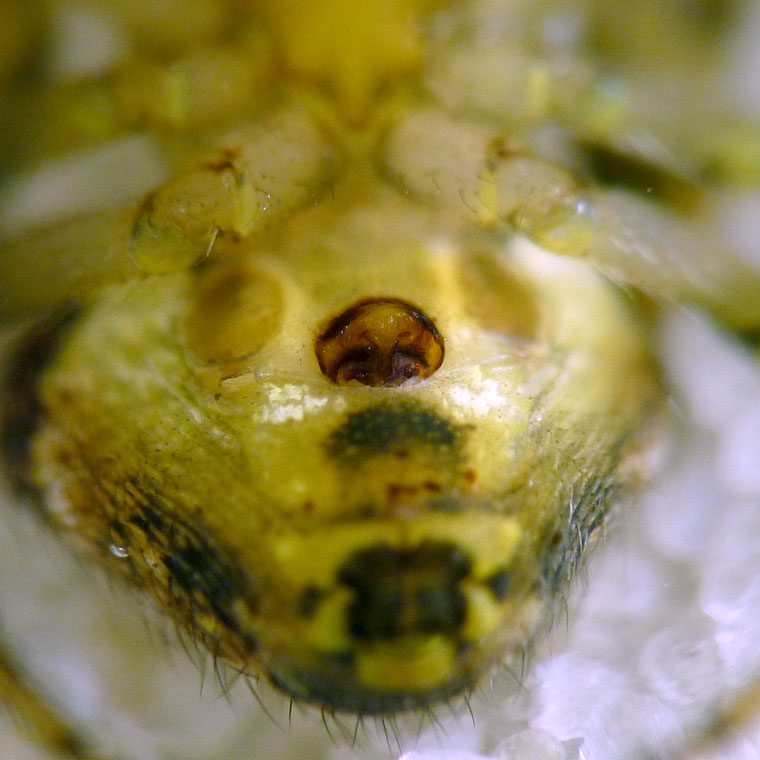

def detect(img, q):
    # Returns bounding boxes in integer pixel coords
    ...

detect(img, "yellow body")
[19,176,657,710]
[1,0,759,754]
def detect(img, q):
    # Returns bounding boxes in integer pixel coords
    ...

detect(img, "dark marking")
[266,659,471,714]
[131,192,156,240]
[0,305,81,496]
[201,146,241,174]
[578,141,700,211]
[122,494,259,651]
[140,502,165,529]
[484,568,511,600]
[322,650,355,668]
[163,546,240,630]
[329,403,459,459]
[129,513,151,534]
[337,541,472,641]
[386,483,419,503]
[298,585,325,618]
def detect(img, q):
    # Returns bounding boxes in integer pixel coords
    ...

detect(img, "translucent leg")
[0,633,110,760]
[3,33,275,168]
[383,106,760,334]
[0,102,339,316]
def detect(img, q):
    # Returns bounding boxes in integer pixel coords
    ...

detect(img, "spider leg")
[0,102,340,317]
[383,106,760,335]
[0,631,121,760]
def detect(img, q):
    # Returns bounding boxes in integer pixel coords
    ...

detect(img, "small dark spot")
[427,498,464,513]
[241,631,259,652]
[424,481,442,492]
[386,483,419,503]
[54,729,90,760]
[129,513,151,534]
[298,585,324,618]
[202,146,241,174]
[140,501,165,529]
[322,650,355,668]
[486,136,525,165]
[329,403,459,459]
[485,568,511,600]
[463,469,477,486]
[133,191,156,226]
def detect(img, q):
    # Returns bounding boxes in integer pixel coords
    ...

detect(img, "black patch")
[0,305,81,496]
[163,546,241,631]
[338,541,472,641]
[267,660,472,714]
[123,494,259,650]
[329,403,459,459]
[485,567,511,600]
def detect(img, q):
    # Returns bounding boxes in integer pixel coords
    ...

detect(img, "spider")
[1,1,759,759]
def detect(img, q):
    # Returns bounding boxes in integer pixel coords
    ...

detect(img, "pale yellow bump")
[422,238,470,325]
[460,582,504,642]
[526,62,551,120]
[194,609,223,639]
[303,588,353,653]
[231,172,258,237]
[475,165,500,227]
[356,635,456,691]
[578,82,629,140]
[231,598,259,633]
[271,523,399,588]
[160,68,189,126]
[529,198,595,256]
[272,515,520,590]
[258,0,433,117]
[405,514,521,577]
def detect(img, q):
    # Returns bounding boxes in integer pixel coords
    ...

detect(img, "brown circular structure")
[315,298,444,387]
